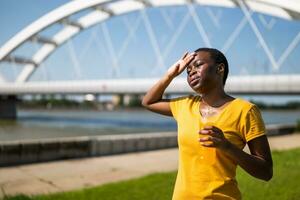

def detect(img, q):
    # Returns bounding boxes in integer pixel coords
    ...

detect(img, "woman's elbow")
[142,97,152,110]
[262,166,273,181]
[266,168,273,181]
[141,97,150,108]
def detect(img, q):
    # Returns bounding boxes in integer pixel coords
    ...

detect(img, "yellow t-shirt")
[170,95,266,200]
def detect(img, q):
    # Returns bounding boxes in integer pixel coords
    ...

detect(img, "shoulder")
[233,98,258,112]
[169,95,200,112]
[235,99,266,142]
[232,99,264,125]
[170,94,200,104]
[169,95,200,119]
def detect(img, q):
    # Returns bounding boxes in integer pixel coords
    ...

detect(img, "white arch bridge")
[0,75,299,95]
[0,0,300,118]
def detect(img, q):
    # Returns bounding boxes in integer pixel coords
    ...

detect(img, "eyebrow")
[186,59,204,72]
[193,59,203,64]
[190,59,203,67]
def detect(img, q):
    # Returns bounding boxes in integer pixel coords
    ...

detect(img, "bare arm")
[200,127,273,181]
[142,52,195,116]
[141,75,173,116]
[223,135,273,181]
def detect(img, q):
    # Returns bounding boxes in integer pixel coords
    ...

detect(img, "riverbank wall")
[0,124,296,167]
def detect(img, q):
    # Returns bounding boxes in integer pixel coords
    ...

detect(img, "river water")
[0,109,299,142]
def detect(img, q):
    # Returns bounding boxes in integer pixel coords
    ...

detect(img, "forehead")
[194,51,213,62]
[187,51,214,68]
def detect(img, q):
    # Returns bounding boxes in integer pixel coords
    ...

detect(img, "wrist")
[164,72,175,81]
[222,140,234,153]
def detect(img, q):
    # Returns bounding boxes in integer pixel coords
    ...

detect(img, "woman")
[142,48,273,199]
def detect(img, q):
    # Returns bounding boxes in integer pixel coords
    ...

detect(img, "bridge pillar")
[0,95,17,120]
[112,94,124,107]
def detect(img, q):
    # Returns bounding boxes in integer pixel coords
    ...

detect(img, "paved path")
[1,133,300,198]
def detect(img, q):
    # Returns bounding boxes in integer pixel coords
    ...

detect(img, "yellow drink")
[198,121,216,165]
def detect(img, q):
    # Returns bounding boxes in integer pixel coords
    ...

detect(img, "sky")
[0,0,299,103]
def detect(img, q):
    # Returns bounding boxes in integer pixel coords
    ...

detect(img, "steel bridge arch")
[0,0,299,83]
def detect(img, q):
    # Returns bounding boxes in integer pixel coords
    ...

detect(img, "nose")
[189,68,197,77]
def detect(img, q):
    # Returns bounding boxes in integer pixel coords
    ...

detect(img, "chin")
[191,85,203,94]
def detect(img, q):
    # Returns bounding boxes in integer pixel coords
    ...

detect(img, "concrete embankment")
[0,132,177,167]
[0,124,296,167]
[1,133,300,198]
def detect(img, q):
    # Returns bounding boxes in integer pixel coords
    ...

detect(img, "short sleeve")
[242,105,266,142]
[169,96,189,121]
[170,99,178,121]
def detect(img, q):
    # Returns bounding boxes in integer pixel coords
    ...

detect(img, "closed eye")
[194,61,204,68]
[186,60,204,75]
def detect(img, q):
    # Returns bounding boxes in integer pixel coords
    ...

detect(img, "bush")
[296,119,300,132]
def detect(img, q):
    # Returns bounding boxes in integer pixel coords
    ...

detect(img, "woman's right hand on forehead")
[166,52,196,79]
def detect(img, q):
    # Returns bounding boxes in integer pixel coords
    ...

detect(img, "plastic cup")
[198,121,216,165]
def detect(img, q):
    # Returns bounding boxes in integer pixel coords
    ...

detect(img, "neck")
[200,85,229,107]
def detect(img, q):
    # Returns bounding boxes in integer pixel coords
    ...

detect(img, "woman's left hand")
[198,126,232,151]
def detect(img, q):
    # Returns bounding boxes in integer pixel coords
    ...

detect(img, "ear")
[217,63,225,74]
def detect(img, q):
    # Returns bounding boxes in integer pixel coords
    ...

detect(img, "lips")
[190,76,201,86]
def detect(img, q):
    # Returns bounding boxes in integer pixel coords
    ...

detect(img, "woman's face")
[186,51,218,93]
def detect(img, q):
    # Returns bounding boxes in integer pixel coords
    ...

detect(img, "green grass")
[3,148,300,200]
[237,148,300,200]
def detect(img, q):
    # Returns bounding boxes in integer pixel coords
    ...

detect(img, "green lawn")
[4,148,300,200]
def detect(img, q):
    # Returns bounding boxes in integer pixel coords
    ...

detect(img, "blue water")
[18,110,176,130]
[0,109,299,142]
[18,109,300,127]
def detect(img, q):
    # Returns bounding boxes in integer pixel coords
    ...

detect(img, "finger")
[181,54,195,68]
[199,129,211,135]
[184,51,197,59]
[199,129,215,135]
[199,136,212,142]
[199,139,215,147]
[184,52,196,59]
[186,54,196,63]
[199,136,222,146]
[181,52,189,60]
[200,142,215,147]
[202,126,223,135]
[203,125,214,130]
[178,57,194,72]
[199,129,220,138]
[176,53,196,73]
